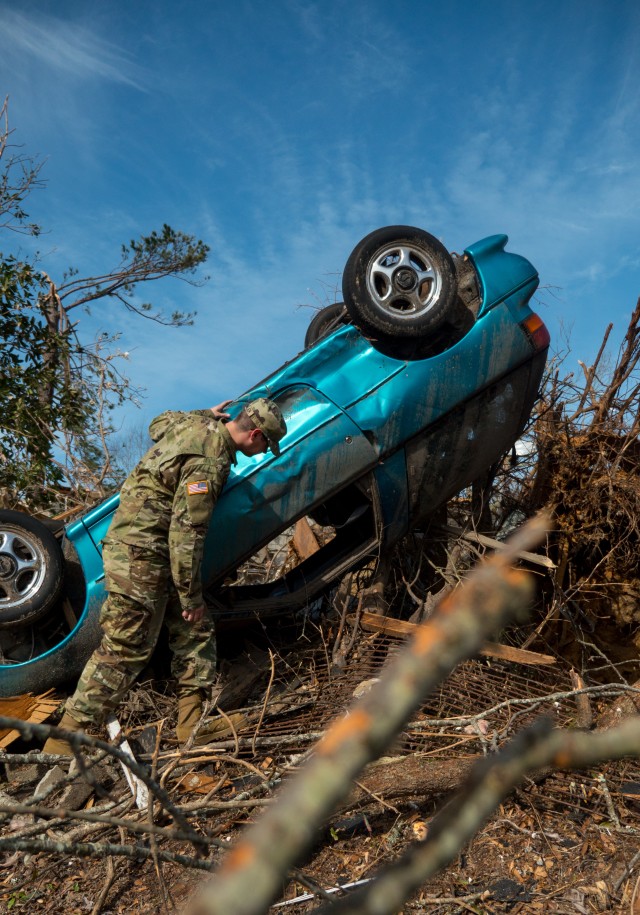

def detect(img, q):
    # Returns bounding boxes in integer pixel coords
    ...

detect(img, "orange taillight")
[521,313,550,351]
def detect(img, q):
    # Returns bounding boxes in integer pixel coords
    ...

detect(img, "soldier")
[43,397,287,754]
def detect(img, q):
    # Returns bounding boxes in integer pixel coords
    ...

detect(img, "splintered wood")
[292,517,320,558]
[0,690,61,747]
[356,612,557,666]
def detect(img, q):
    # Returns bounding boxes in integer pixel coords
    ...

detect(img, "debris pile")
[2,519,640,912]
[4,306,640,910]
[519,299,640,668]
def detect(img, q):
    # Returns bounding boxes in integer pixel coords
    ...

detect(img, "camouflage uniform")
[66,409,238,726]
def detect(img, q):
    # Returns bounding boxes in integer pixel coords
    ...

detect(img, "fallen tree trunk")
[338,753,478,812]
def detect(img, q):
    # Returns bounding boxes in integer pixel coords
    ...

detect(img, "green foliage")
[54,222,210,327]
[0,259,64,496]
[0,103,209,509]
[126,222,208,272]
[0,257,114,502]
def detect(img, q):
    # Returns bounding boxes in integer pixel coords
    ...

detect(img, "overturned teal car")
[0,226,550,695]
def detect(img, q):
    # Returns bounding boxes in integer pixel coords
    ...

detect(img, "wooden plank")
[357,612,556,666]
[0,690,62,748]
[292,517,320,559]
[51,504,85,522]
[444,524,556,570]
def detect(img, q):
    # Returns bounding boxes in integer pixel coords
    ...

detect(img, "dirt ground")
[2,616,640,915]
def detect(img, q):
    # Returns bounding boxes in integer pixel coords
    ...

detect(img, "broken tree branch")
[0,836,213,870]
[311,716,640,915]
[185,517,546,915]
[0,716,203,851]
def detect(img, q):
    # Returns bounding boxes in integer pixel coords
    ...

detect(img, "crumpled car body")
[0,233,549,696]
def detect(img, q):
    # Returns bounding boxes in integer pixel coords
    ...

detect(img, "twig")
[155,732,327,755]
[487,818,567,843]
[252,650,276,756]
[215,706,240,757]
[341,591,365,659]
[184,517,545,915]
[597,772,621,828]
[331,574,353,664]
[405,683,640,734]
[352,780,399,814]
[287,869,335,902]
[577,636,629,684]
[160,701,211,790]
[91,849,116,915]
[570,325,613,419]
[405,891,492,908]
[0,715,203,851]
[0,798,228,847]
[180,772,284,812]
[614,848,640,892]
[311,716,640,915]
[148,721,170,915]
[0,836,213,870]
[631,874,640,915]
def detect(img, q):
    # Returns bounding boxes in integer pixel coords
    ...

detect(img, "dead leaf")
[178,772,221,795]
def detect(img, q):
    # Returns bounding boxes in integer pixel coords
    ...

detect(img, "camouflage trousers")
[66,542,216,727]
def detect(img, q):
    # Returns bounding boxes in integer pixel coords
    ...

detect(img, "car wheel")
[342,226,457,338]
[304,303,350,348]
[0,510,64,628]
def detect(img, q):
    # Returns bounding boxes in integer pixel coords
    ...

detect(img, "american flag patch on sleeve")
[187,480,209,495]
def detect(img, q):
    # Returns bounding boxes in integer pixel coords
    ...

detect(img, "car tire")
[0,510,64,628]
[304,302,350,348]
[342,226,457,338]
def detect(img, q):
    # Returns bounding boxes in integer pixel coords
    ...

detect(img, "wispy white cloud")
[0,8,148,90]
[5,0,640,418]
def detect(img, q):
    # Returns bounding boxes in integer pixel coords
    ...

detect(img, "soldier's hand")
[182,605,205,624]
[210,400,232,420]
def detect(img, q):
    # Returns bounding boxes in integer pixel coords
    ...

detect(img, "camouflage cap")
[245,398,287,456]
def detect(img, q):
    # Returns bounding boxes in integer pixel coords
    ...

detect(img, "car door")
[201,383,380,582]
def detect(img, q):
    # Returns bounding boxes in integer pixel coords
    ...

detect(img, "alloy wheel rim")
[0,526,46,610]
[366,242,442,319]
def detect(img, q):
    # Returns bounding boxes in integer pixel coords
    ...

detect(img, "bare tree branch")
[185,518,547,915]
[0,716,204,850]
[311,716,640,915]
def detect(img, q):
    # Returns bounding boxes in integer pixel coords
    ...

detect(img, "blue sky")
[2,0,640,433]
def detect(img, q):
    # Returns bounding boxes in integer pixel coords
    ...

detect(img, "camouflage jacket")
[105,410,238,612]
